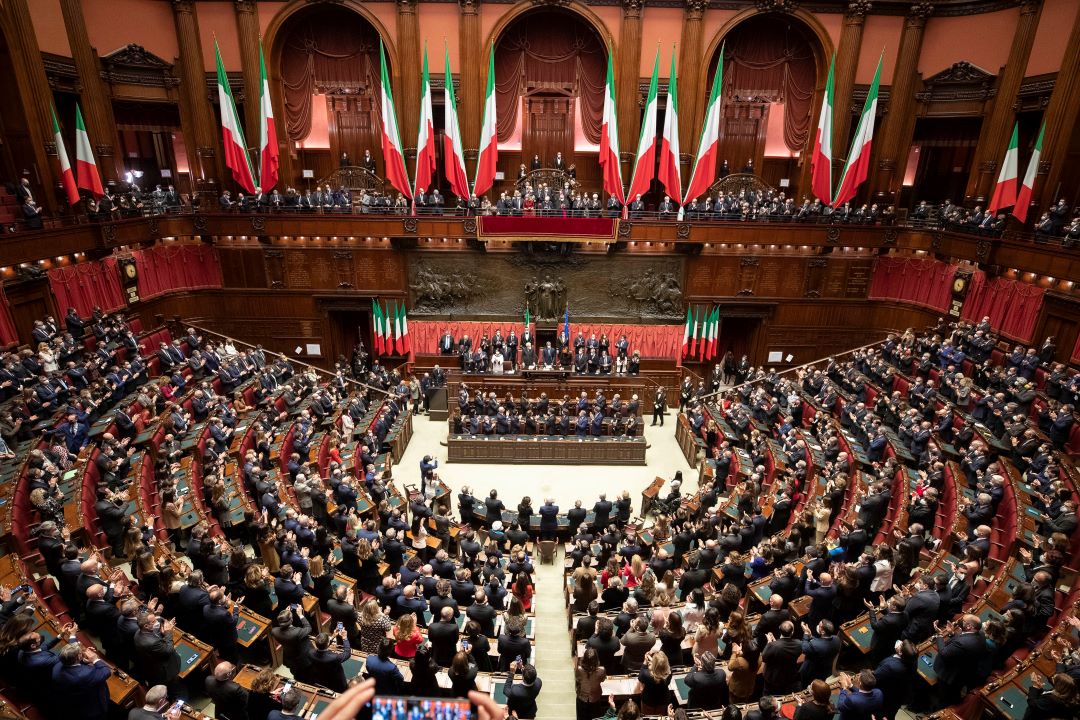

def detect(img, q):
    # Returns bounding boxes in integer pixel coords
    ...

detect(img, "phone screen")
[370,696,475,720]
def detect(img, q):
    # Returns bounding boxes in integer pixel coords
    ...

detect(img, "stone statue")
[525,274,566,319]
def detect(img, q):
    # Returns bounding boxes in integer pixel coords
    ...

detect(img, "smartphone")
[170,699,185,713]
[280,681,293,696]
[369,696,475,720]
[335,622,344,633]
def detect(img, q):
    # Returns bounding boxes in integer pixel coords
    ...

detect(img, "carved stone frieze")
[407,253,684,320]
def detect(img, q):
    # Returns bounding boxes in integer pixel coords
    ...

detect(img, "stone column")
[831,0,871,165]
[233,0,262,146]
[678,0,706,167]
[396,0,422,160]
[965,0,1043,202]
[59,0,121,183]
[1035,2,1080,210]
[869,1,933,202]
[4,0,61,210]
[458,0,482,161]
[617,0,645,171]
[171,0,220,188]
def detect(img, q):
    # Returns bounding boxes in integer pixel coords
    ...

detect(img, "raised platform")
[446,434,647,465]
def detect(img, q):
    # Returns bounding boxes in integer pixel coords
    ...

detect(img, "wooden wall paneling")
[720,102,770,177]
[1034,293,1080,364]
[3,278,56,343]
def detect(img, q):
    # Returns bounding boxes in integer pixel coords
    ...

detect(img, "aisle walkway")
[533,545,575,720]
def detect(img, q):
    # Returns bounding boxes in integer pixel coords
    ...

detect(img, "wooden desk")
[447,434,646,465]
[641,476,665,517]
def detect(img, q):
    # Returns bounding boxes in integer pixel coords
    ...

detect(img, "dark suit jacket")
[51,660,113,720]
[934,631,986,687]
[309,639,350,692]
[205,676,249,720]
[133,627,181,686]
[428,620,460,667]
[762,637,803,693]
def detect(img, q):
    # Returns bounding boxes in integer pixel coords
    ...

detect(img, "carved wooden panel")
[804,258,828,297]
[406,253,684,321]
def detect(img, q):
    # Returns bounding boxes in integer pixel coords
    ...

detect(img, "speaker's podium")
[427,386,448,421]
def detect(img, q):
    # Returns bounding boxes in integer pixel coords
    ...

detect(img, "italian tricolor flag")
[685,44,723,204]
[832,52,883,208]
[399,303,410,355]
[699,307,719,361]
[1013,121,1044,224]
[626,48,661,204]
[258,41,279,191]
[598,52,624,204]
[988,122,1019,215]
[473,46,498,198]
[413,46,436,200]
[392,302,404,355]
[74,103,104,198]
[215,40,256,194]
[681,307,693,359]
[379,40,411,199]
[373,301,385,355]
[811,53,835,205]
[52,106,80,206]
[657,47,681,205]
[443,47,470,201]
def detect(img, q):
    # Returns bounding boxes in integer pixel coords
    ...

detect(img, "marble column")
[831,0,871,167]
[869,1,933,202]
[1035,2,1080,209]
[677,0,706,170]
[4,0,62,210]
[59,0,121,183]
[171,0,220,188]
[233,0,262,146]
[616,0,645,172]
[458,0,482,161]
[396,0,422,160]
[965,0,1043,202]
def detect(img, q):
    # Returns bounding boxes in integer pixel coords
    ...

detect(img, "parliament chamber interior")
[1,1,1080,720]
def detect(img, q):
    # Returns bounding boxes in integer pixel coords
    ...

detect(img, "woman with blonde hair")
[637,651,672,715]
[358,598,392,653]
[37,342,58,373]
[623,555,645,589]
[248,666,283,720]
[634,568,657,607]
[393,613,423,659]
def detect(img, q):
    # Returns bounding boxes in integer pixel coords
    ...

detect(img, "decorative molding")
[530,0,572,6]
[883,228,898,244]
[102,224,117,244]
[975,238,991,263]
[206,72,246,103]
[850,85,890,115]
[100,44,178,88]
[233,0,257,12]
[458,0,481,13]
[193,215,208,233]
[740,257,760,267]
[755,0,799,11]
[251,216,266,233]
[147,217,160,237]
[462,218,477,234]
[618,222,632,238]
[845,0,873,18]
[403,217,418,234]
[826,227,841,243]
[914,60,995,103]
[685,0,707,16]
[676,224,691,239]
[907,1,934,24]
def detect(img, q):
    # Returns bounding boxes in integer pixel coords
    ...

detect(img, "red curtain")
[713,15,817,152]
[494,15,605,144]
[868,257,957,312]
[960,271,1045,343]
[0,284,18,347]
[409,321,684,360]
[278,4,381,143]
[48,259,125,319]
[133,244,223,299]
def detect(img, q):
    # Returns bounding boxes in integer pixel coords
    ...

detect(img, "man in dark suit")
[836,670,884,719]
[933,614,988,705]
[467,590,497,636]
[51,643,115,720]
[17,626,69,712]
[865,596,908,664]
[439,331,455,355]
[176,571,211,634]
[754,595,791,646]
[308,629,351,693]
[592,494,612,531]
[203,589,240,663]
[428,606,461,667]
[205,662,249,720]
[800,620,842,685]
[539,499,559,541]
[128,685,175,720]
[133,614,182,698]
[684,651,728,710]
[497,623,532,671]
[270,607,314,683]
[762,621,803,694]
[901,577,940,643]
[268,689,305,720]
[83,583,123,660]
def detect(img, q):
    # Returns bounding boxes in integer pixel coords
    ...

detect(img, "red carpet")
[477,215,618,241]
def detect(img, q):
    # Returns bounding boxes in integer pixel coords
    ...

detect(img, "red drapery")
[409,321,684,359]
[0,284,18,346]
[712,15,817,152]
[278,4,381,143]
[868,257,957,312]
[960,271,1045,343]
[477,216,617,240]
[49,259,125,319]
[494,15,605,144]
[133,244,223,300]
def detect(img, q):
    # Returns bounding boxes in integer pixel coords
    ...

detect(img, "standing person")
[50,643,113,720]
[505,662,543,720]
[652,387,667,427]
[574,648,607,720]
